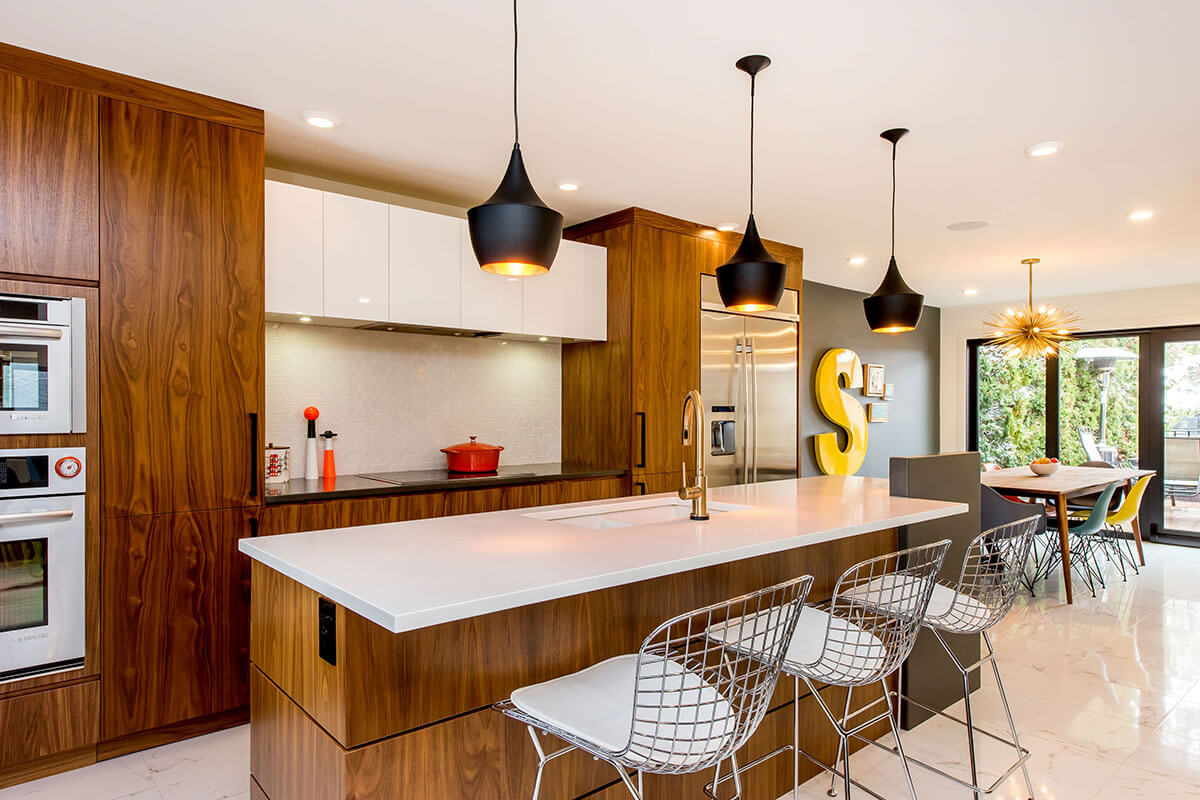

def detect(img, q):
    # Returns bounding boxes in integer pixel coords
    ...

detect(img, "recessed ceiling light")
[716,223,739,232]
[538,336,549,342]
[556,181,579,192]
[1025,141,1063,158]
[299,316,312,323]
[300,110,341,129]
[846,255,868,265]
[962,288,978,296]
[358,297,370,304]
[1128,209,1154,221]
[947,220,990,231]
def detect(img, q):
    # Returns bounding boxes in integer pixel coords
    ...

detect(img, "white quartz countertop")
[239,476,966,634]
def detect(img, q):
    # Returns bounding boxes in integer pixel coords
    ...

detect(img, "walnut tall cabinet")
[562,208,804,495]
[0,42,264,785]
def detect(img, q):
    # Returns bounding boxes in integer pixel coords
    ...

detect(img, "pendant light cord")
[1028,262,1034,310]
[749,73,756,216]
[512,0,519,145]
[890,141,897,258]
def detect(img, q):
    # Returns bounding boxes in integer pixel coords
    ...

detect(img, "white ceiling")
[6,0,1199,307]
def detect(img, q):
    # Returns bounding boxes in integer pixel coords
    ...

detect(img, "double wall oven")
[0,292,89,683]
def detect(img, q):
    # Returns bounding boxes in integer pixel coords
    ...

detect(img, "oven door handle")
[0,509,75,524]
[0,324,64,340]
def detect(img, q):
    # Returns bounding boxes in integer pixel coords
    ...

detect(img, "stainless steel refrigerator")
[700,275,799,487]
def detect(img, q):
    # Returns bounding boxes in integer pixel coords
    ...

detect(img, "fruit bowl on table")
[1029,459,1059,476]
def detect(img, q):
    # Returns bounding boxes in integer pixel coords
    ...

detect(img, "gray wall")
[801,280,941,478]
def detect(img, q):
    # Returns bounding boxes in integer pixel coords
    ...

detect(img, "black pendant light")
[715,55,787,313]
[467,0,563,277]
[863,128,925,333]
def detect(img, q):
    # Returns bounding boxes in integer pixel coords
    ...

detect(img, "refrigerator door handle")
[738,337,750,484]
[750,337,759,483]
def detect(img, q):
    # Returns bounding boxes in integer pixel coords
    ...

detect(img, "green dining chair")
[1027,482,1120,598]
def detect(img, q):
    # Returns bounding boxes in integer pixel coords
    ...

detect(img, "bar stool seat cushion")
[509,654,734,768]
[786,607,888,684]
[924,584,995,634]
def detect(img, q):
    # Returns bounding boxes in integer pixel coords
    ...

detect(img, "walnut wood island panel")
[241,477,966,800]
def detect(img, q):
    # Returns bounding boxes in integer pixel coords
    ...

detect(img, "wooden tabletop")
[982,465,1155,499]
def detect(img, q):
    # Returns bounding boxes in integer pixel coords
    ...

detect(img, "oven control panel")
[0,447,86,497]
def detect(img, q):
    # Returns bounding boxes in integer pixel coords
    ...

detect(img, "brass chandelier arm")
[985,257,1079,358]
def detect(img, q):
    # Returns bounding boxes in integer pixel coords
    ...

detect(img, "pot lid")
[441,436,504,454]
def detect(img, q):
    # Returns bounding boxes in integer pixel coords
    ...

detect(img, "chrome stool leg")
[882,680,919,800]
[987,632,1035,800]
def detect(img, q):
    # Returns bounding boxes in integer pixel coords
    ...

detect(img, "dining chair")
[494,575,812,800]
[1098,474,1153,577]
[1027,482,1120,597]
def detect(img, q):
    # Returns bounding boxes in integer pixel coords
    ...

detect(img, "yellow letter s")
[814,348,868,475]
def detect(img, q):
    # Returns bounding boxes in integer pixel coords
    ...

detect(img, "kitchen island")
[241,476,965,800]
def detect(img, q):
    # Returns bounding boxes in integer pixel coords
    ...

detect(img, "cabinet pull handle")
[249,516,260,537]
[635,481,647,496]
[636,411,646,469]
[249,412,259,500]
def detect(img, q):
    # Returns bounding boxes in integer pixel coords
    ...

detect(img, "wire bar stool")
[494,575,813,800]
[883,516,1040,800]
[708,540,951,800]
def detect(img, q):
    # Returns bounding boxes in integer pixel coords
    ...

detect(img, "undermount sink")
[524,498,750,530]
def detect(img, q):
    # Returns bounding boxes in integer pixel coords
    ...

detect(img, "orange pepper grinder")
[319,430,338,485]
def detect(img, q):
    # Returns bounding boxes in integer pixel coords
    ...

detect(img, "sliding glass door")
[971,325,1200,541]
[1142,328,1200,539]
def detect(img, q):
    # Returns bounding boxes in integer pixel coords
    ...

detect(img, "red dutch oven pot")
[440,436,504,473]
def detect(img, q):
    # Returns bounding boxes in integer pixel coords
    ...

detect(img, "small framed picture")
[864,364,885,397]
[883,383,894,400]
[868,402,889,423]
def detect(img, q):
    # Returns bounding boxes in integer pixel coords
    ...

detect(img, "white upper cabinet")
[459,226,523,334]
[388,205,463,328]
[521,251,570,337]
[263,181,606,340]
[264,180,323,316]
[564,240,607,341]
[323,192,389,320]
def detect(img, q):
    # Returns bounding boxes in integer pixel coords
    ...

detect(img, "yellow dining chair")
[1104,474,1152,575]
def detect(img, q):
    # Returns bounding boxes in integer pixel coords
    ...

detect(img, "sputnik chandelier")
[986,258,1080,358]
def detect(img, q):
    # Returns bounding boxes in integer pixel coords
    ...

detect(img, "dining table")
[981,464,1156,604]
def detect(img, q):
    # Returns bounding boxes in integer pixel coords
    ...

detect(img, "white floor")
[4,542,1200,800]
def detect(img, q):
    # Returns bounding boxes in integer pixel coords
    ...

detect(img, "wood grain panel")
[0,42,263,133]
[96,707,248,761]
[99,98,264,516]
[629,224,717,475]
[443,484,544,516]
[0,72,98,281]
[251,668,344,800]
[0,281,101,698]
[250,665,884,800]
[0,680,98,784]
[0,747,95,791]
[253,529,894,748]
[539,476,627,505]
[250,562,347,742]
[261,491,446,536]
[561,225,634,471]
[101,508,256,739]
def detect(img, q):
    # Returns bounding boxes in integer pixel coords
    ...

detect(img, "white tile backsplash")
[265,324,561,475]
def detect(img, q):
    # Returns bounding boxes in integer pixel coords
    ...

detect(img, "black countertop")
[263,462,627,504]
